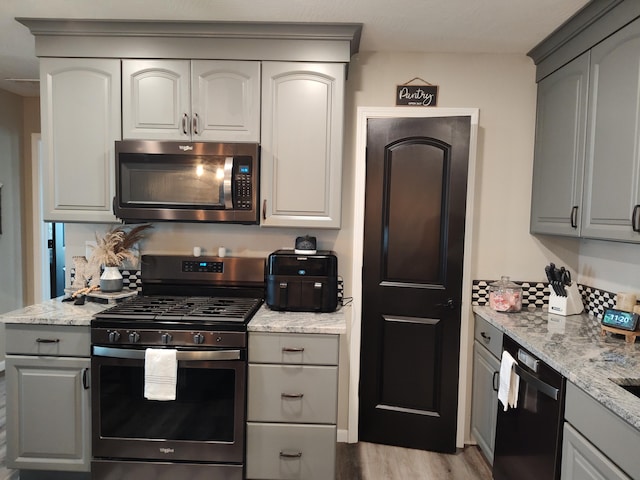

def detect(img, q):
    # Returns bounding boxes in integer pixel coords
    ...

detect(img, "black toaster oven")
[266,250,338,312]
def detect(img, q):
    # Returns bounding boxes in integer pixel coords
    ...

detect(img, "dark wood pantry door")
[359,115,471,453]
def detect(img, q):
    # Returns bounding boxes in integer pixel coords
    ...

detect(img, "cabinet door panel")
[247,364,338,423]
[6,356,91,471]
[246,423,336,480]
[531,52,589,236]
[582,18,640,242]
[192,60,260,142]
[471,342,500,464]
[40,58,120,222]
[261,62,345,228]
[122,59,190,140]
[561,423,631,480]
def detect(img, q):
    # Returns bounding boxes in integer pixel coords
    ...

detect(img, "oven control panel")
[182,260,224,273]
[92,328,246,348]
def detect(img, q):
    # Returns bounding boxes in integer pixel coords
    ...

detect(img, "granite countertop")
[0,297,348,336]
[0,297,110,326]
[474,305,640,431]
[248,304,347,334]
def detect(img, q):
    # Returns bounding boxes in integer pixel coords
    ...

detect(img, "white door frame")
[348,107,479,447]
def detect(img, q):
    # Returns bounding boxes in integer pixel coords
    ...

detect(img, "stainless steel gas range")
[90,254,265,480]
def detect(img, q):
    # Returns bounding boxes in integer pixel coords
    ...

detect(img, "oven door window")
[119,153,227,208]
[98,360,238,442]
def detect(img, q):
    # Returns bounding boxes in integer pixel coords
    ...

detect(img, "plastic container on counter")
[489,276,522,313]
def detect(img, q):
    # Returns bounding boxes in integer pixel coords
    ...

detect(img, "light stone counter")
[0,297,110,326]
[474,305,640,431]
[248,305,347,334]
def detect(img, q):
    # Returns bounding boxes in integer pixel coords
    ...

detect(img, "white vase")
[100,266,123,292]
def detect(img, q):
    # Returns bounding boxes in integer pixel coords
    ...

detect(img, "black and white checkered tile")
[70,268,142,291]
[472,279,617,319]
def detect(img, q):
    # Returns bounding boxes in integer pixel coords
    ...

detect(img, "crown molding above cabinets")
[16,18,362,63]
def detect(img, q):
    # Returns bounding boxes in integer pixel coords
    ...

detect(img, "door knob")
[436,298,455,309]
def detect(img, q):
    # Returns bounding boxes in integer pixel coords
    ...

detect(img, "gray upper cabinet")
[122,59,260,142]
[581,17,640,242]
[530,52,589,237]
[40,57,120,223]
[530,4,640,243]
[260,62,345,228]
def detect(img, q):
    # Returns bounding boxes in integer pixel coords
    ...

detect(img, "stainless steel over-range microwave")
[113,140,259,224]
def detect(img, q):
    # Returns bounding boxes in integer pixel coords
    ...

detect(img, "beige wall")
[21,96,40,306]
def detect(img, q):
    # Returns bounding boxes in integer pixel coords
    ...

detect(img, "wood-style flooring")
[0,370,491,480]
[336,441,492,480]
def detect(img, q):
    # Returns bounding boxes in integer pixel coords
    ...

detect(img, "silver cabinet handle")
[480,331,491,342]
[192,113,199,135]
[281,393,304,399]
[36,338,60,344]
[279,451,302,459]
[282,347,305,353]
[182,113,189,135]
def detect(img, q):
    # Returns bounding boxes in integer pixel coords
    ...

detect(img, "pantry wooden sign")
[396,77,438,106]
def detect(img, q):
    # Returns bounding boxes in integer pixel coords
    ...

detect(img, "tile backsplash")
[472,280,617,319]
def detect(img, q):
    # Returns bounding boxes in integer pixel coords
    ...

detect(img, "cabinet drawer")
[474,315,503,359]
[248,364,338,424]
[246,422,336,480]
[6,324,90,357]
[249,332,339,365]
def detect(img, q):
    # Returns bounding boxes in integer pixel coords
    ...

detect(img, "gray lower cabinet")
[5,324,91,472]
[562,381,640,479]
[246,332,339,479]
[561,423,630,480]
[471,315,503,464]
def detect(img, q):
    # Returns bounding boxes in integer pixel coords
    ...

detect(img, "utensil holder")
[548,282,583,316]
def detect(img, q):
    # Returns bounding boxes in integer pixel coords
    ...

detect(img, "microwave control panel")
[234,157,253,210]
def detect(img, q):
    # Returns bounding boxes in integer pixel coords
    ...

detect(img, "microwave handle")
[224,157,234,209]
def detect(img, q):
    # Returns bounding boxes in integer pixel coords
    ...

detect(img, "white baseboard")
[337,428,349,443]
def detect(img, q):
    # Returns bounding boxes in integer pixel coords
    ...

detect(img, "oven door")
[91,346,246,464]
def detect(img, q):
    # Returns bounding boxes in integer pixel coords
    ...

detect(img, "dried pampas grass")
[89,224,153,268]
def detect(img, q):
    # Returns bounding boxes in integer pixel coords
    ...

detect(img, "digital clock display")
[602,308,639,331]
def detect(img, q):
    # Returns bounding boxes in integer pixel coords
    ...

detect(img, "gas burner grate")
[95,295,263,323]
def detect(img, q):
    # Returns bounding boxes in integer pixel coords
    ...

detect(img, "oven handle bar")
[92,346,241,361]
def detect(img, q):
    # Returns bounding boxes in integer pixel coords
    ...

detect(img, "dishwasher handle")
[514,363,559,401]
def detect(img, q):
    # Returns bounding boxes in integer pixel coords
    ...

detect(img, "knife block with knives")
[545,263,584,316]
[548,282,583,316]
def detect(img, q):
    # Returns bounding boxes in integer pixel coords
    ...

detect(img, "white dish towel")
[498,350,520,411]
[144,348,178,401]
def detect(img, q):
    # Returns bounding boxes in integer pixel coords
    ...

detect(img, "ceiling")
[1,0,590,97]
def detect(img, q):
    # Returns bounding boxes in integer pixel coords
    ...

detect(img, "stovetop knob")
[161,333,173,344]
[108,330,121,343]
[128,331,140,343]
[193,333,205,345]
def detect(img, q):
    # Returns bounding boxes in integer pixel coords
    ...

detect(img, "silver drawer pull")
[282,347,304,353]
[281,393,304,399]
[36,338,60,344]
[279,451,302,459]
[480,331,491,342]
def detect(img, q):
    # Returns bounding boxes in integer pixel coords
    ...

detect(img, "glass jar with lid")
[488,276,522,312]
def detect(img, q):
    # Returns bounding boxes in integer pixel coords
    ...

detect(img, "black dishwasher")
[493,335,566,480]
